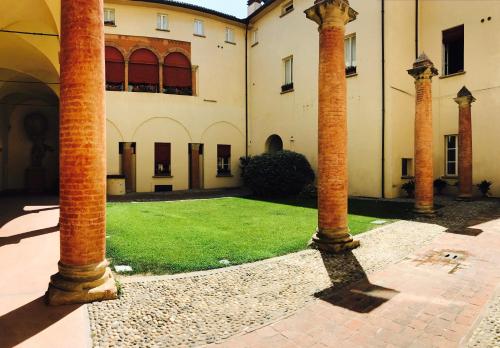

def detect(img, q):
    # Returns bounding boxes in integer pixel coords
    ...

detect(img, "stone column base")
[46,260,118,306]
[456,194,473,201]
[309,228,360,253]
[414,205,436,216]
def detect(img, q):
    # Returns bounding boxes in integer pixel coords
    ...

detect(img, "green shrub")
[477,180,492,197]
[433,178,447,195]
[243,151,315,197]
[402,180,415,198]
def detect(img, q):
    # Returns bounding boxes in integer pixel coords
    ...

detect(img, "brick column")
[408,53,438,215]
[455,86,476,200]
[305,0,360,253]
[46,0,117,305]
[124,60,129,91]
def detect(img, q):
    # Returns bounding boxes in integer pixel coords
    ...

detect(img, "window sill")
[217,174,233,178]
[251,42,259,47]
[442,175,458,180]
[440,71,466,79]
[281,89,294,95]
[153,175,173,179]
[156,28,170,32]
[280,8,294,18]
[225,40,236,45]
[193,33,206,38]
[346,73,358,78]
[401,176,415,180]
[104,23,117,27]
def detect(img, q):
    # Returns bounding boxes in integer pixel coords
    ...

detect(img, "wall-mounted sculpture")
[24,113,53,192]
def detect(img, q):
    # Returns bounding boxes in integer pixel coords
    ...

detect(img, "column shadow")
[0,225,59,247]
[0,296,81,348]
[314,251,399,313]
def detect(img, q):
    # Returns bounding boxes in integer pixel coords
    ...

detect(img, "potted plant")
[433,178,447,195]
[476,180,492,197]
[402,180,415,198]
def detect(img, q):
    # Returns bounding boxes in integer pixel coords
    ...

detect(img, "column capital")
[305,0,358,29]
[407,53,439,80]
[454,86,476,107]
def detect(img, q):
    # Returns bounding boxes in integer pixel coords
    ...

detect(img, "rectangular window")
[251,29,259,46]
[281,1,294,16]
[157,14,169,31]
[154,142,171,176]
[345,34,357,75]
[402,158,413,178]
[194,19,205,36]
[445,135,458,176]
[225,28,235,44]
[217,145,231,175]
[282,56,293,92]
[104,8,115,26]
[443,25,464,76]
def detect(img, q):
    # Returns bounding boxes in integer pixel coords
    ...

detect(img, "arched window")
[265,134,283,154]
[105,46,125,91]
[163,52,193,96]
[128,49,159,93]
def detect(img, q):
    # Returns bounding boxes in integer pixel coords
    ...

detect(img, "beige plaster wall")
[419,0,500,197]
[248,0,383,198]
[104,1,246,192]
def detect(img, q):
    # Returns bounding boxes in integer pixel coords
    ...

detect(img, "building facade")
[0,0,499,197]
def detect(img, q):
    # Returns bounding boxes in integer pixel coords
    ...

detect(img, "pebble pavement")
[88,197,500,347]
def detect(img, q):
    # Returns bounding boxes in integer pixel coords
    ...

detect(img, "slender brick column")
[408,53,438,215]
[305,0,360,253]
[46,0,117,305]
[455,86,476,200]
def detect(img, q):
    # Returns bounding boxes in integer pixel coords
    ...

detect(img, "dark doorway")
[189,143,204,190]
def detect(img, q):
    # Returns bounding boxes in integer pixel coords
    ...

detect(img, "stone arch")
[132,117,193,192]
[265,134,284,154]
[201,121,244,140]
[163,47,191,62]
[126,45,162,62]
[132,117,192,141]
[104,42,128,61]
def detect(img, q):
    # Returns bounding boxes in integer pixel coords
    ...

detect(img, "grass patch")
[106,197,397,274]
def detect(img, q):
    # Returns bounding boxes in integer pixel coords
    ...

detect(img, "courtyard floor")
[1,193,500,347]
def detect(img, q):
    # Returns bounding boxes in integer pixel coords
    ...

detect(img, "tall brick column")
[408,54,438,215]
[46,0,117,305]
[455,86,476,200]
[305,0,360,253]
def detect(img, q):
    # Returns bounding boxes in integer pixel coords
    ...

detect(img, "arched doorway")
[265,134,283,154]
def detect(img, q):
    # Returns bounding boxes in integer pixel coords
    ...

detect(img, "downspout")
[245,22,249,157]
[415,0,419,58]
[381,0,386,198]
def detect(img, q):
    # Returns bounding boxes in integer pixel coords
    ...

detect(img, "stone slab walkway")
[215,209,500,348]
[0,195,91,348]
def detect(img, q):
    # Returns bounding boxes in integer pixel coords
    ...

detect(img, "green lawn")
[106,197,398,274]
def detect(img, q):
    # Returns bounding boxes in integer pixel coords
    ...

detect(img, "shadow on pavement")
[314,251,399,313]
[0,296,81,348]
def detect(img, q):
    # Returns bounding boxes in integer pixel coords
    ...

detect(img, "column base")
[309,228,360,253]
[46,260,118,306]
[456,194,473,201]
[414,204,436,216]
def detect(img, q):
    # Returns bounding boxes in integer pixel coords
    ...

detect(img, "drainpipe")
[381,0,386,198]
[245,23,249,157]
[415,0,419,58]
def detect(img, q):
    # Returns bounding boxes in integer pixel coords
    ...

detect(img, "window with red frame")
[129,48,159,93]
[163,52,193,96]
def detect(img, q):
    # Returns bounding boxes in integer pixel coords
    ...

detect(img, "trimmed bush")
[243,151,315,197]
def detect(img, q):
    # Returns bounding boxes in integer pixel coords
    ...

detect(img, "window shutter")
[217,145,231,158]
[105,46,125,83]
[129,49,159,84]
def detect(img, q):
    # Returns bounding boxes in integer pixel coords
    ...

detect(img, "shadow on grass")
[241,196,415,220]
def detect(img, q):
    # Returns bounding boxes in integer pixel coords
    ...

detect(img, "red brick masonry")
[408,54,438,214]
